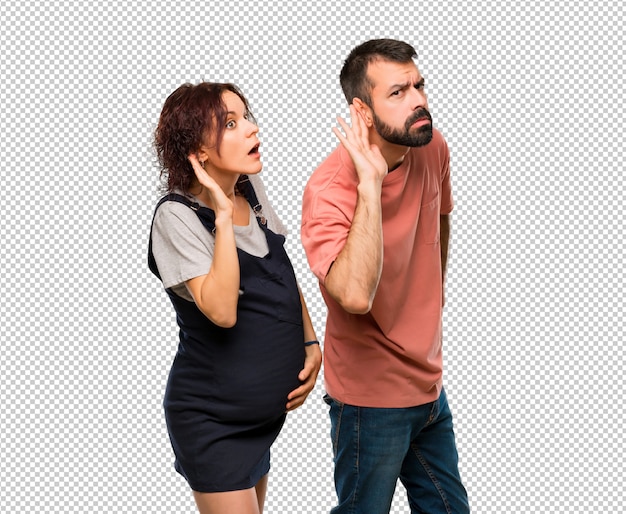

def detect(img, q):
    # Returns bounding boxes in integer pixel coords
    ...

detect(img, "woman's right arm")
[185,156,240,328]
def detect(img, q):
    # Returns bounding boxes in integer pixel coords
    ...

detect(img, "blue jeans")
[324,388,469,514]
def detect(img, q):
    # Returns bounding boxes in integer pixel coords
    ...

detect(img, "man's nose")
[410,88,427,110]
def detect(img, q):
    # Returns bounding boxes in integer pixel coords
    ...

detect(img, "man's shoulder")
[306,146,356,193]
[314,145,353,172]
[302,146,359,224]
[432,126,446,141]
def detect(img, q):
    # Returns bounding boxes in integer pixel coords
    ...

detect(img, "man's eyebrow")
[387,82,410,93]
[386,77,425,94]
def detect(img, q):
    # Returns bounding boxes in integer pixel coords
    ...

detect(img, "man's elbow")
[325,266,376,314]
[334,291,373,315]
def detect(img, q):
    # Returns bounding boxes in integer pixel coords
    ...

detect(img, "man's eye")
[391,90,400,96]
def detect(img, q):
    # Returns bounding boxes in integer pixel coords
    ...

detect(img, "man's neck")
[369,131,410,172]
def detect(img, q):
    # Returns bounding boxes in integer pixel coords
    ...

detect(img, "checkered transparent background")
[1,1,623,512]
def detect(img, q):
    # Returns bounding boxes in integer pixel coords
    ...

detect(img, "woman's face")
[200,91,262,177]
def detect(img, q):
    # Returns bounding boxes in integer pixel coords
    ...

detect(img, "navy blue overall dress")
[148,178,305,492]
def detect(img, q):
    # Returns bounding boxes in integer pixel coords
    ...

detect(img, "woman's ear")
[195,146,210,166]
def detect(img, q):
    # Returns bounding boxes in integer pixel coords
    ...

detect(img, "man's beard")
[373,107,433,147]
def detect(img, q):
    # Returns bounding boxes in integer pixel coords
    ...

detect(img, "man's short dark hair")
[339,39,417,106]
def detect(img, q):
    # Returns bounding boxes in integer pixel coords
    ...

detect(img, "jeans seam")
[349,406,360,514]
[425,394,440,426]
[410,442,453,514]
[332,401,344,456]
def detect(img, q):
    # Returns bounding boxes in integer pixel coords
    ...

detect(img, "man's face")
[366,59,432,147]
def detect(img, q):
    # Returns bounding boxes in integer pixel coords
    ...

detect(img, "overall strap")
[161,181,266,227]
[154,192,201,212]
[148,182,269,279]
[237,175,267,227]
[147,193,213,280]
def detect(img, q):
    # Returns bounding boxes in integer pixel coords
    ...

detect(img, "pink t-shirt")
[301,128,453,408]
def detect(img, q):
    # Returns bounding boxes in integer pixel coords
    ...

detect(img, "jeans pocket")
[324,393,344,457]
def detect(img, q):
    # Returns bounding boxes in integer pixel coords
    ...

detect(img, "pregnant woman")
[148,81,321,514]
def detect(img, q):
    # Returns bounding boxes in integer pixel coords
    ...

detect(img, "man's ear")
[352,98,373,127]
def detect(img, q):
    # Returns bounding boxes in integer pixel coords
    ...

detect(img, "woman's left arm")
[286,286,322,411]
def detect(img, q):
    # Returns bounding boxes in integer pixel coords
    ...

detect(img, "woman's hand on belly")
[285,343,322,411]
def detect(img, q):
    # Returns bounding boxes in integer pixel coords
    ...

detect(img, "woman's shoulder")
[153,192,207,233]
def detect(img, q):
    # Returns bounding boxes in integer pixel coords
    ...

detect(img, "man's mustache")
[406,108,432,128]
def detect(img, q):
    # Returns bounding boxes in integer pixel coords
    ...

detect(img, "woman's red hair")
[154,82,255,194]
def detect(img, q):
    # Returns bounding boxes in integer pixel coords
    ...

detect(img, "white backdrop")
[0,1,623,512]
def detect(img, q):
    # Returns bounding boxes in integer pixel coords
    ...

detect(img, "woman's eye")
[226,120,236,129]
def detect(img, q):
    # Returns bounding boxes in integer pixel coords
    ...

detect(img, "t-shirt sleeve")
[301,187,352,285]
[151,201,214,290]
[248,174,288,237]
[440,136,454,215]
